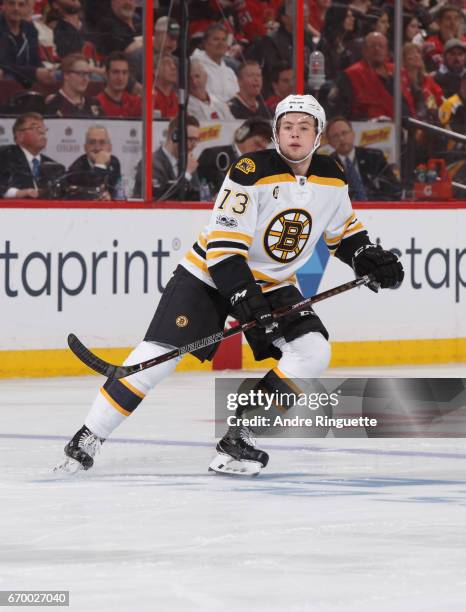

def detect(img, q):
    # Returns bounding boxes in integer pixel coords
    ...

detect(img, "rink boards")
[0,205,465,376]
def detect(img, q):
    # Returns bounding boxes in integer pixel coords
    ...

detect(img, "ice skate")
[53,426,104,474]
[208,426,269,476]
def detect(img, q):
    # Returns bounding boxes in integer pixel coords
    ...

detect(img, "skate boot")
[53,425,104,474]
[209,426,269,476]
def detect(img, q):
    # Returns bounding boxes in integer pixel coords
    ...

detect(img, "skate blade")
[208,453,262,477]
[52,457,83,475]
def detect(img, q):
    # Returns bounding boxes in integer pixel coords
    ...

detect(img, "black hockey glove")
[230,283,280,339]
[352,245,404,292]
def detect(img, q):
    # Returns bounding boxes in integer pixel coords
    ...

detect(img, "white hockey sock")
[85,341,182,439]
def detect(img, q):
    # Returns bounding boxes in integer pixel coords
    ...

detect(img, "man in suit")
[326,116,401,201]
[197,118,272,196]
[133,115,201,200]
[0,112,65,199]
[67,125,122,200]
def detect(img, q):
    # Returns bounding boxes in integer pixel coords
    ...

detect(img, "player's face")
[107,60,129,92]
[276,113,317,161]
[326,120,354,156]
[85,128,111,155]
[16,119,48,154]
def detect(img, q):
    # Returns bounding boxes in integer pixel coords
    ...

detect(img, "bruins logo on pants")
[264,209,312,262]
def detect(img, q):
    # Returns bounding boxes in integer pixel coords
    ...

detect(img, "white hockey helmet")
[272,94,326,163]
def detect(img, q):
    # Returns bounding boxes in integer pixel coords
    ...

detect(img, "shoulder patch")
[235,157,256,174]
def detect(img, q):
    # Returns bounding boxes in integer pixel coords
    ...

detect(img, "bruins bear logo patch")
[264,209,312,262]
[235,157,256,174]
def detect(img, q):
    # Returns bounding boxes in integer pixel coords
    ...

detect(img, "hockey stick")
[68,274,374,379]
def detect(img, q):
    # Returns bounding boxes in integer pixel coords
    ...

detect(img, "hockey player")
[57,94,403,476]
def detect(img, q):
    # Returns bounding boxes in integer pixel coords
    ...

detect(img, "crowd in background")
[0,0,465,200]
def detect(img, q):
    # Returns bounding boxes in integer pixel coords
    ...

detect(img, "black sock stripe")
[103,379,143,414]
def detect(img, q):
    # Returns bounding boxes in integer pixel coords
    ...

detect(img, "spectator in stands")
[154,16,179,58]
[96,51,141,117]
[187,58,234,122]
[326,116,401,201]
[67,124,122,199]
[439,71,466,140]
[307,0,331,39]
[154,54,178,119]
[133,115,201,201]
[363,6,392,39]
[317,5,360,83]
[22,0,57,64]
[424,5,465,71]
[347,0,372,37]
[197,118,272,195]
[433,38,466,99]
[45,53,103,117]
[402,42,444,123]
[191,23,239,104]
[228,60,271,120]
[328,31,410,120]
[95,0,142,57]
[0,112,65,199]
[233,0,281,42]
[244,0,314,91]
[403,14,422,45]
[265,61,293,114]
[52,0,86,58]
[127,16,180,87]
[0,0,56,87]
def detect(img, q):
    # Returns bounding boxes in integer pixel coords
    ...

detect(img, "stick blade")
[67,333,117,378]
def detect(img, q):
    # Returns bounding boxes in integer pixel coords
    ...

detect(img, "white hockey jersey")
[180,149,367,292]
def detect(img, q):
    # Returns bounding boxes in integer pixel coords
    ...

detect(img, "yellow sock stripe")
[272,367,305,395]
[120,378,145,399]
[100,387,131,417]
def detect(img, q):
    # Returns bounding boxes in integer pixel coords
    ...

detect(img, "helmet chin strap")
[272,135,322,166]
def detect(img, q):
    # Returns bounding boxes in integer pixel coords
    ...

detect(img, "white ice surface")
[1,367,466,612]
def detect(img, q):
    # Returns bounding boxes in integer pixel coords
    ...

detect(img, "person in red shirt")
[97,52,142,118]
[233,0,281,41]
[328,32,412,120]
[154,55,178,118]
[424,5,466,71]
[308,0,331,38]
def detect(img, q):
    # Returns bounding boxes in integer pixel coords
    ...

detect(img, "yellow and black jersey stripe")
[205,230,252,262]
[324,213,364,253]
